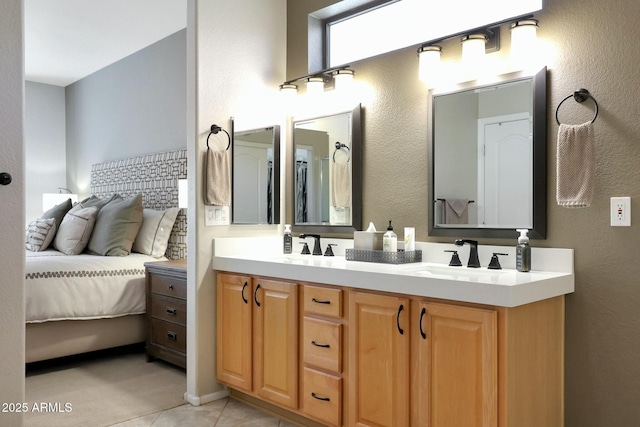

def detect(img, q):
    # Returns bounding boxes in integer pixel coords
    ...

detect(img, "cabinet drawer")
[304,285,342,318]
[150,274,186,299]
[151,295,187,326]
[151,318,186,353]
[303,367,342,427]
[303,317,342,373]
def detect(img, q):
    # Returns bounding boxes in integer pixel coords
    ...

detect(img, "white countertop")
[212,237,574,308]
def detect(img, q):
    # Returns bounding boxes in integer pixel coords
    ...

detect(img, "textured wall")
[288,0,640,425]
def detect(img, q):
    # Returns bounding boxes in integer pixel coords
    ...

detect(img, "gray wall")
[25,81,67,223]
[65,29,187,198]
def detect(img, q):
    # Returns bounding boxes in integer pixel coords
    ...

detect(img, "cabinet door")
[415,302,497,427]
[216,273,253,392]
[253,278,299,409]
[349,291,410,427]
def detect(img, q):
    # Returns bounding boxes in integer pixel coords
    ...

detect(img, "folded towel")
[332,162,351,208]
[205,148,230,206]
[444,199,469,224]
[556,122,595,208]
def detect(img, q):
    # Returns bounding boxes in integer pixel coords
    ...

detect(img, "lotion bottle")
[383,220,397,252]
[283,224,293,254]
[516,229,531,272]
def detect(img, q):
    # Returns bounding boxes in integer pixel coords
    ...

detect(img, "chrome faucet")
[454,239,480,268]
[299,234,322,255]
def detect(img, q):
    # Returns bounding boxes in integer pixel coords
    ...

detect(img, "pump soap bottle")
[383,221,397,252]
[516,229,531,272]
[283,224,293,254]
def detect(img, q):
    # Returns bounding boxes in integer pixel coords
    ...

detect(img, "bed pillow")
[132,208,180,258]
[53,205,99,255]
[87,194,144,256]
[25,218,57,252]
[41,198,73,231]
[78,194,118,211]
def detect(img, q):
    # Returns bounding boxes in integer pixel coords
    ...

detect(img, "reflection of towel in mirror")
[205,148,230,206]
[332,162,351,208]
[445,199,469,224]
[556,122,595,208]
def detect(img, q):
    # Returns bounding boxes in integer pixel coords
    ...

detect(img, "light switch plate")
[205,206,230,226]
[611,197,631,226]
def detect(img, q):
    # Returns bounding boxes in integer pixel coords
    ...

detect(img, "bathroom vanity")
[212,237,574,427]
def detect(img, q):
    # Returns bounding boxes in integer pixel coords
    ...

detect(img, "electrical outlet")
[611,197,631,226]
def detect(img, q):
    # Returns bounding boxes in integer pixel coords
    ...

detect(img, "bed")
[25,149,187,363]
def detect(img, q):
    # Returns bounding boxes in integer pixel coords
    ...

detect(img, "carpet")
[25,346,186,427]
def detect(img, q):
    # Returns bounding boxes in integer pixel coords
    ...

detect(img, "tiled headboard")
[90,149,187,259]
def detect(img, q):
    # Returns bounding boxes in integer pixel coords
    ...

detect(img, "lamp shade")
[178,179,188,208]
[510,19,539,66]
[306,77,325,96]
[43,193,78,211]
[418,45,441,82]
[461,34,487,67]
[332,69,354,92]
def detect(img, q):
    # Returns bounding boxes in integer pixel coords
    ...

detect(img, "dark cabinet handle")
[420,307,427,339]
[397,304,404,335]
[166,308,177,316]
[168,284,174,290]
[311,298,331,305]
[241,281,248,304]
[311,340,330,348]
[254,284,261,307]
[167,332,177,341]
[311,392,330,402]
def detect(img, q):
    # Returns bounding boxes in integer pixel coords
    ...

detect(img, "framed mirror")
[428,67,547,239]
[232,125,280,224]
[293,104,362,234]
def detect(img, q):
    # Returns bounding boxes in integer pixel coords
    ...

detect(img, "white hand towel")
[556,122,595,208]
[444,199,469,224]
[332,162,351,208]
[205,148,230,206]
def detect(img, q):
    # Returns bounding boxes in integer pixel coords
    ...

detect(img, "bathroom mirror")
[232,125,280,224]
[428,67,547,239]
[293,104,362,234]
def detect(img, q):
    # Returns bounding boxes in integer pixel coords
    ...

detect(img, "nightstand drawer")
[303,317,342,373]
[304,285,342,318]
[303,367,342,427]
[150,274,187,299]
[151,295,187,326]
[151,318,186,353]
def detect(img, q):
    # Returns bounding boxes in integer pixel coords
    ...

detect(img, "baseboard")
[183,387,229,406]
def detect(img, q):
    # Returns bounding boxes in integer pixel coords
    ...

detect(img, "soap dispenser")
[383,221,397,252]
[516,229,531,272]
[283,224,292,254]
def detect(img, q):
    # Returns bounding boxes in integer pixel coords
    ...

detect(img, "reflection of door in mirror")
[232,126,280,225]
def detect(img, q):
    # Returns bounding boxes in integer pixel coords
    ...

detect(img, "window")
[325,0,543,67]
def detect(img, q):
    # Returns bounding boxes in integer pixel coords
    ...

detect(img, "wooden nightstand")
[145,259,187,368]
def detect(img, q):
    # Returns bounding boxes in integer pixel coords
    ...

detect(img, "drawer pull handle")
[166,308,177,316]
[397,304,404,335]
[419,307,427,339]
[168,284,174,290]
[311,392,330,402]
[167,332,177,341]
[311,340,330,349]
[311,298,331,305]
[241,281,248,304]
[254,284,261,307]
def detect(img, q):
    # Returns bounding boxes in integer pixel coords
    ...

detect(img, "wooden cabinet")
[145,259,187,368]
[349,291,410,427]
[217,273,299,409]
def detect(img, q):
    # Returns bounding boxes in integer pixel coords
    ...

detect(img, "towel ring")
[333,141,351,162]
[555,88,599,125]
[206,124,231,151]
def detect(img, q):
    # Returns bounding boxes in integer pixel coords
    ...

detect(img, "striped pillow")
[25,218,57,252]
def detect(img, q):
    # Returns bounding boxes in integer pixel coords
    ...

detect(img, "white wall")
[0,0,26,425]
[25,81,66,223]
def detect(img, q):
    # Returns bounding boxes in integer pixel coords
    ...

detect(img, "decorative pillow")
[78,194,118,211]
[25,218,57,252]
[41,198,73,231]
[53,205,99,255]
[87,194,144,256]
[132,208,180,258]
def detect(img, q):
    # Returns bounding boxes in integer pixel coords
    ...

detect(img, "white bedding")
[25,250,163,323]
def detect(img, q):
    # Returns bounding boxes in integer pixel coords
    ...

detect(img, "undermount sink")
[409,263,513,279]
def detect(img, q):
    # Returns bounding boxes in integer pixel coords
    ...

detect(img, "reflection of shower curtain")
[296,161,307,223]
[267,160,273,224]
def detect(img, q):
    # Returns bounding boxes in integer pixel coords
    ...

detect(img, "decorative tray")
[345,249,422,264]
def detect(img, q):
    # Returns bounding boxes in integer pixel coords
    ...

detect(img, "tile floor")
[111,397,299,427]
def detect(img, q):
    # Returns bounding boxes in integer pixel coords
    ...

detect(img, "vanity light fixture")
[306,77,326,96]
[279,65,354,96]
[332,69,355,92]
[461,33,488,67]
[510,19,539,65]
[418,45,442,82]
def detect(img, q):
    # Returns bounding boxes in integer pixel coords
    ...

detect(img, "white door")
[477,113,532,228]
[0,0,26,421]
[233,143,269,223]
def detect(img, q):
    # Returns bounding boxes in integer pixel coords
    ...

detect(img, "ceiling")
[25,0,187,87]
